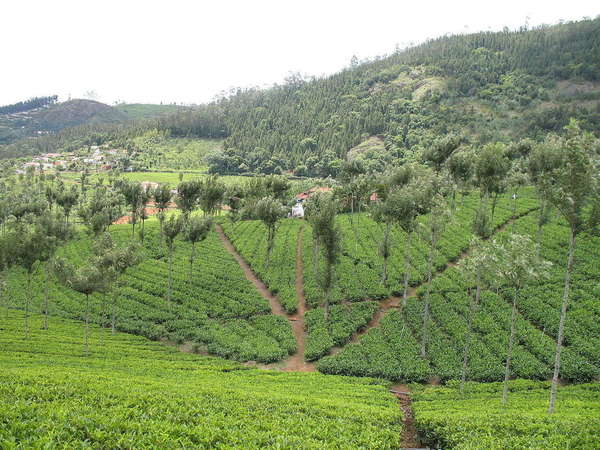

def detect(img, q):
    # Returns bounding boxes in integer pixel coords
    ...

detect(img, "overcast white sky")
[1,1,598,106]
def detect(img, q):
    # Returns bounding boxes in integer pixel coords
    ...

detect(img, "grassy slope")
[115,103,185,120]
[0,310,402,448]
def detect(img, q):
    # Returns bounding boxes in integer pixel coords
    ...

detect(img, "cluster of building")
[17,146,127,174]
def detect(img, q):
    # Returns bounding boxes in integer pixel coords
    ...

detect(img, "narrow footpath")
[215,223,313,371]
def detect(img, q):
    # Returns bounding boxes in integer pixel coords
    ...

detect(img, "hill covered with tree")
[159,17,600,176]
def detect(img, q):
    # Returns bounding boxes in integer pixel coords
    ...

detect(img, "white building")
[291,203,304,218]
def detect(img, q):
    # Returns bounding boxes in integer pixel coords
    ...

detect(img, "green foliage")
[304,302,379,361]
[412,380,600,450]
[0,309,402,448]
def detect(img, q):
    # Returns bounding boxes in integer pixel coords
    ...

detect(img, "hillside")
[158,18,600,176]
[115,103,187,120]
[0,99,128,145]
[2,18,599,173]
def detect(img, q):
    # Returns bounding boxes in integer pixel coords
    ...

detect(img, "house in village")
[291,186,333,218]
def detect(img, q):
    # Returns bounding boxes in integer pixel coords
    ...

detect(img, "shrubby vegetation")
[412,380,600,450]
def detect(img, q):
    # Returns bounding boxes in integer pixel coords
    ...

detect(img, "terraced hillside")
[319,208,600,382]
[0,310,402,448]
[4,221,295,363]
[222,188,600,382]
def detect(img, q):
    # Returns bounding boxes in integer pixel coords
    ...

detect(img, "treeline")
[0,96,58,115]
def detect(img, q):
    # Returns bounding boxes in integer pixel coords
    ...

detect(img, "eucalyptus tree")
[474,143,510,226]
[311,195,341,321]
[117,180,144,238]
[162,214,183,305]
[254,197,286,269]
[93,233,142,334]
[505,162,529,227]
[304,193,328,281]
[199,175,226,217]
[528,140,563,257]
[446,148,473,208]
[183,216,212,283]
[419,194,451,358]
[175,180,202,220]
[539,120,600,414]
[78,187,123,236]
[137,186,151,242]
[487,234,551,404]
[56,185,79,225]
[53,258,108,354]
[371,195,395,288]
[12,223,55,338]
[36,211,73,330]
[459,239,495,393]
[152,183,172,236]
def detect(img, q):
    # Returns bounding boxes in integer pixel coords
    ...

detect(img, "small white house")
[291,203,304,218]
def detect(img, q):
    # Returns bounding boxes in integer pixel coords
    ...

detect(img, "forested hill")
[2,18,599,172]
[161,17,600,176]
[0,99,129,146]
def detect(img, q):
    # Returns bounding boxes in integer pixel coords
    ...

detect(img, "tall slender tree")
[541,120,599,414]
[254,197,286,269]
[419,194,451,358]
[183,216,212,283]
[162,214,183,305]
[488,234,551,404]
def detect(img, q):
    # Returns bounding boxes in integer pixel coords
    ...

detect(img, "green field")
[115,103,185,120]
[4,222,296,363]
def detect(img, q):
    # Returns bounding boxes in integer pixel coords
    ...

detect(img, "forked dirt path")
[214,209,536,449]
[215,223,314,371]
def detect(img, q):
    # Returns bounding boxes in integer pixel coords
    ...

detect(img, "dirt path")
[390,384,423,449]
[215,223,314,372]
[283,225,315,372]
[215,224,287,317]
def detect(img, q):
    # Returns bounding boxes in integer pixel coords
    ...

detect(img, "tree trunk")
[548,228,576,414]
[189,242,196,284]
[25,271,31,338]
[141,217,145,242]
[421,235,436,358]
[265,227,274,270]
[43,264,50,330]
[84,293,90,355]
[168,246,173,304]
[381,223,391,287]
[503,286,519,404]
[490,193,499,225]
[111,287,118,334]
[536,200,546,259]
[402,231,413,306]
[460,286,477,394]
